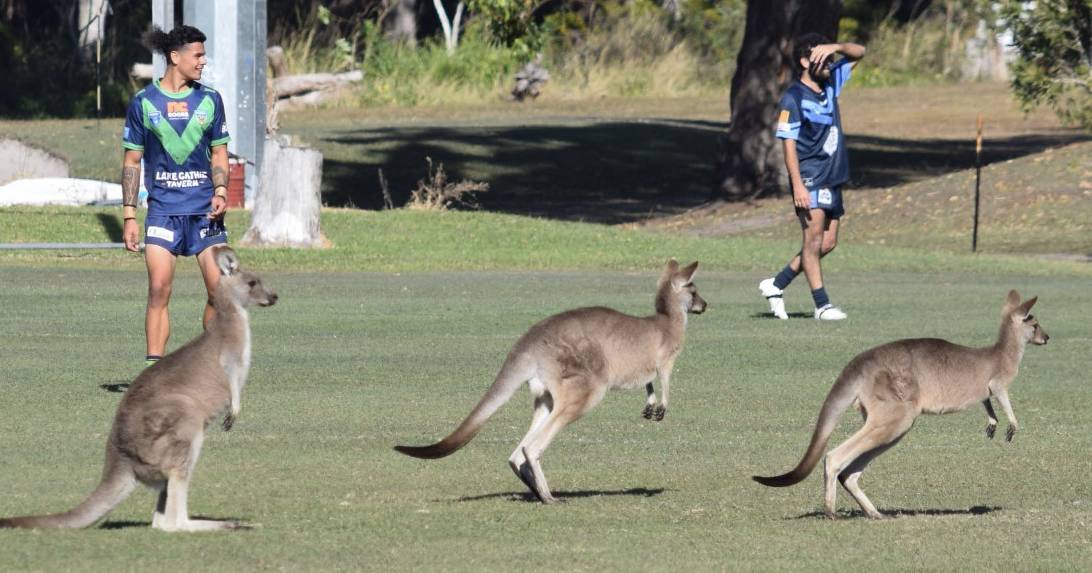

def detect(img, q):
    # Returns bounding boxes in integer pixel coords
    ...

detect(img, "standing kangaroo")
[395,260,706,504]
[754,290,1048,519]
[0,246,277,531]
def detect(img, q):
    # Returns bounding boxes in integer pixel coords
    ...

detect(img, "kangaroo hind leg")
[824,410,914,519]
[509,378,553,498]
[521,381,606,504]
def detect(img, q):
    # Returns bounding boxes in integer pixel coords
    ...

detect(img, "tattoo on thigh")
[212,166,228,189]
[122,166,140,206]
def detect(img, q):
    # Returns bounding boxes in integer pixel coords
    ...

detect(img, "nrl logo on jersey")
[149,110,162,126]
[194,109,208,126]
[167,101,190,120]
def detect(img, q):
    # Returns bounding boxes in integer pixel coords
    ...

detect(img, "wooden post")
[972,114,983,253]
[240,137,326,248]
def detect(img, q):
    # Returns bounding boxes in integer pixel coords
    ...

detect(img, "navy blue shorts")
[807,186,844,219]
[145,215,228,257]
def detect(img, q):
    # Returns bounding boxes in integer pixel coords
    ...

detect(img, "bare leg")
[784,217,840,276]
[144,244,177,357]
[798,208,829,291]
[196,246,222,330]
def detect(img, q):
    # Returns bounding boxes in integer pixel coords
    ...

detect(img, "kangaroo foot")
[653,405,666,422]
[985,422,996,439]
[642,404,654,419]
[1005,424,1017,442]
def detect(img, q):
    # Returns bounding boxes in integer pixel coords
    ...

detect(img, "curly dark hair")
[793,33,831,70]
[143,25,206,58]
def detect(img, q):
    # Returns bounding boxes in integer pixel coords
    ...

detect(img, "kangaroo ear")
[215,246,240,277]
[1015,296,1038,317]
[679,261,699,282]
[671,261,698,289]
[1003,290,1021,312]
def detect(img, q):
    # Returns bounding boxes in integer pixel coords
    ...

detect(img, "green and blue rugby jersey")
[775,59,853,191]
[122,79,230,216]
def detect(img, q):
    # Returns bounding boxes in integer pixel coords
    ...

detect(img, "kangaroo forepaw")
[1005,425,1017,442]
[653,405,666,422]
[985,423,997,439]
[642,404,655,419]
[222,414,235,432]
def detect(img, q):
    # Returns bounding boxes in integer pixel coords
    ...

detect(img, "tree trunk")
[384,0,419,46]
[241,137,326,248]
[713,0,841,202]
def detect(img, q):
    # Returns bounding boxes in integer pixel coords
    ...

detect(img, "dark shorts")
[807,186,844,219]
[145,215,228,257]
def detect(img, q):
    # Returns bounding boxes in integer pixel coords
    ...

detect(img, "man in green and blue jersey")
[120,25,231,366]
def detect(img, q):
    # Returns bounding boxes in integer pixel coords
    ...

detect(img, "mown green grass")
[0,266,1089,571]
[2,207,1091,279]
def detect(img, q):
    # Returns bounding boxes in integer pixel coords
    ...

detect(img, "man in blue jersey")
[120,25,231,366]
[758,34,866,321]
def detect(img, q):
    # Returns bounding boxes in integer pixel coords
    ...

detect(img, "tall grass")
[848,2,984,87]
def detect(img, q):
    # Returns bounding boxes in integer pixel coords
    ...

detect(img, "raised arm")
[810,42,867,69]
[121,149,143,252]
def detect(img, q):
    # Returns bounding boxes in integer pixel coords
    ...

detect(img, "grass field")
[1,264,1090,571]
[1,81,1090,570]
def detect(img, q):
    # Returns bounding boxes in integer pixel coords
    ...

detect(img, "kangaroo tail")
[394,352,534,460]
[753,367,863,488]
[0,450,136,529]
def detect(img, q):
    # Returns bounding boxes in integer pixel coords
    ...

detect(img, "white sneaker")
[814,304,847,321]
[759,278,789,320]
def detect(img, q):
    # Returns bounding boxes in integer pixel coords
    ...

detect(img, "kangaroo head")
[214,246,278,308]
[1003,290,1048,346]
[659,259,706,315]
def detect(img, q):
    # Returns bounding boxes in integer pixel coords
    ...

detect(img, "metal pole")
[972,114,983,253]
[151,0,174,78]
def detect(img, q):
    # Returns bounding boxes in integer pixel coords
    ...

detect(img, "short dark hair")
[793,33,831,69]
[143,25,206,58]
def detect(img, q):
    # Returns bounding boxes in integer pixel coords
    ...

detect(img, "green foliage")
[467,0,541,57]
[356,20,521,107]
[999,0,1092,129]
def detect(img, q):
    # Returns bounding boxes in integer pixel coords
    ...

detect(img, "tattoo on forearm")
[212,166,228,190]
[121,166,140,206]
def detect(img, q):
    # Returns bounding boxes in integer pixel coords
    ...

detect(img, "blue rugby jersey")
[775,59,853,191]
[122,79,230,216]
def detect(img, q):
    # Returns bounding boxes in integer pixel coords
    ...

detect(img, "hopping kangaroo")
[0,246,277,531]
[754,290,1048,519]
[395,260,706,503]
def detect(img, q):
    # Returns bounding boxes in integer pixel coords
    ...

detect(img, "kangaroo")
[753,290,1048,519]
[395,260,706,504]
[0,246,277,532]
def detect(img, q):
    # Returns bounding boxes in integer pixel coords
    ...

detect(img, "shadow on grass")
[303,119,1088,224]
[99,517,251,530]
[794,505,1002,520]
[454,487,667,503]
[100,382,130,393]
[96,213,123,243]
[749,312,814,320]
